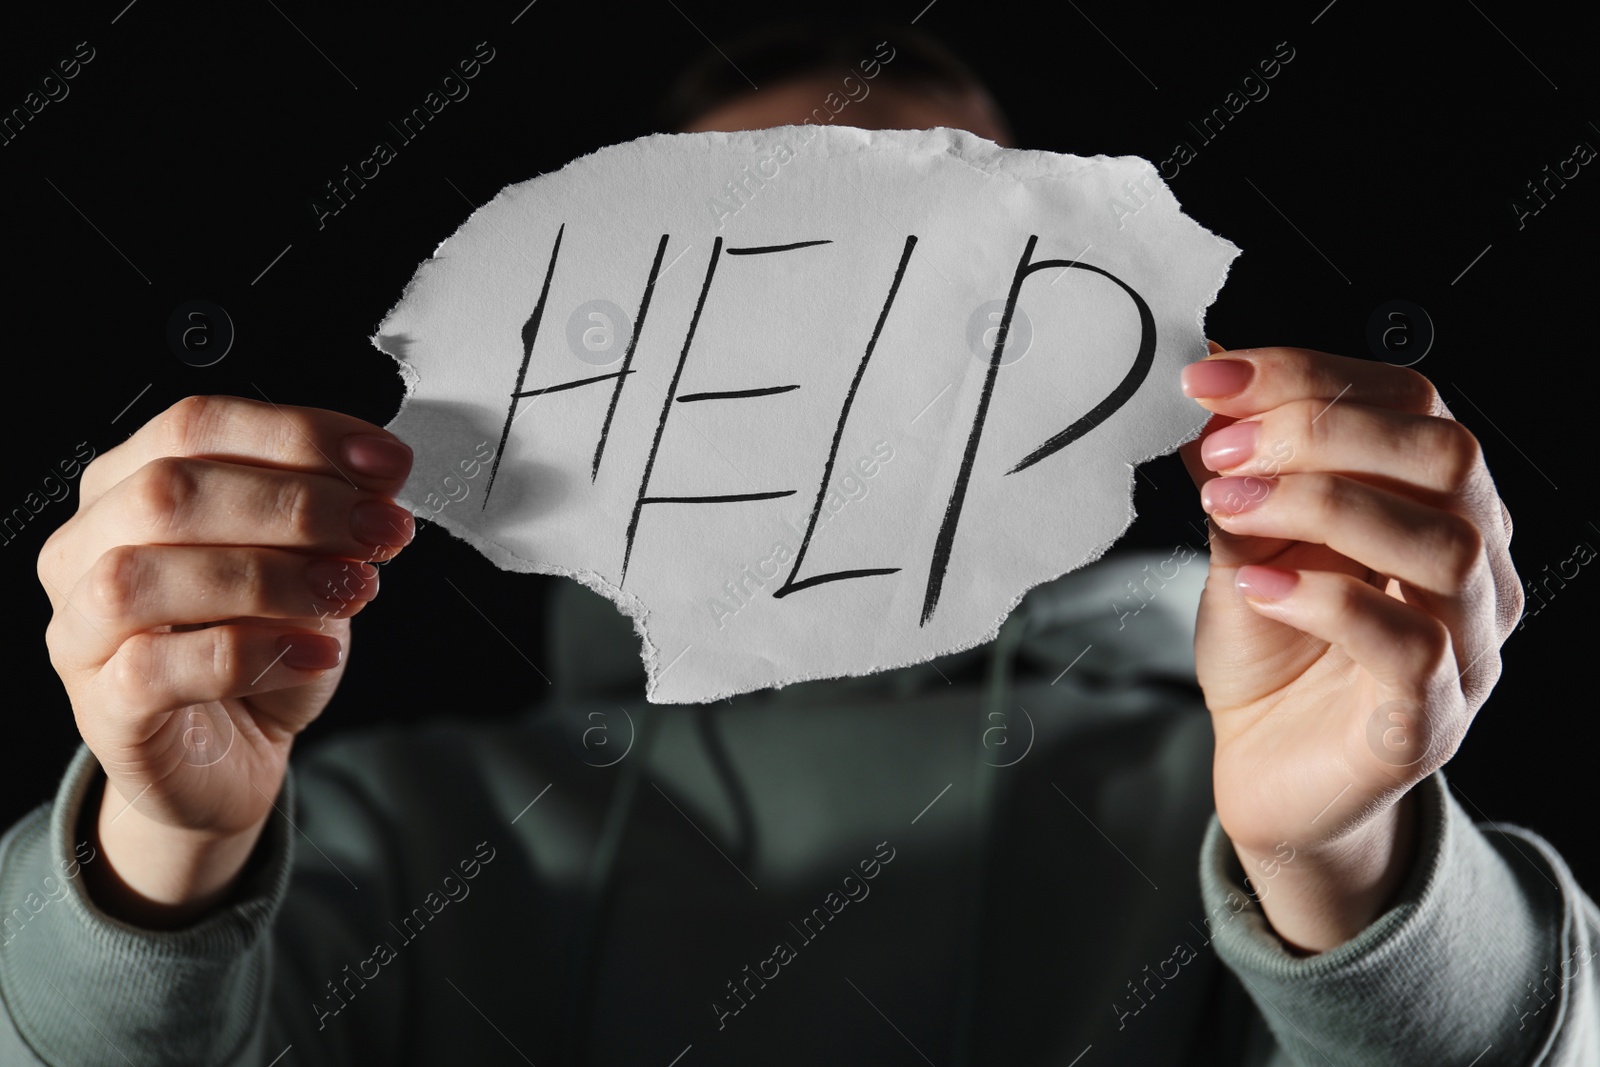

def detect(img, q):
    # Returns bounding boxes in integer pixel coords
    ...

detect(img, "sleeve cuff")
[1199,771,1572,1064]
[0,743,295,1066]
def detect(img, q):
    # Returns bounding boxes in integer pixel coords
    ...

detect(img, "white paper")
[376,126,1239,703]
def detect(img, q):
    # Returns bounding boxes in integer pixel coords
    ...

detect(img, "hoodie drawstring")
[951,608,1028,1066]
[570,706,661,1065]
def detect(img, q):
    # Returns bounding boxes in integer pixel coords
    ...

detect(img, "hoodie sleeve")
[0,743,409,1066]
[1199,771,1600,1066]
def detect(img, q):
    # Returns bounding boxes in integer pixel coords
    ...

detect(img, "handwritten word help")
[378,127,1238,702]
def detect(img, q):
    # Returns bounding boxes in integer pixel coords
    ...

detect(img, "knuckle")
[1432,514,1486,590]
[208,627,242,691]
[262,410,309,464]
[228,550,268,603]
[215,550,272,617]
[1308,471,1349,524]
[1286,396,1322,427]
[1333,575,1369,621]
[128,458,196,537]
[104,633,158,706]
[79,451,111,501]
[85,545,145,622]
[1396,367,1443,415]
[160,395,217,457]
[1426,419,1483,492]
[1392,620,1454,688]
[35,524,66,592]
[1470,653,1504,699]
[1331,575,1369,627]
[1267,396,1318,460]
[1417,617,1454,670]
[43,613,69,669]
[269,477,319,541]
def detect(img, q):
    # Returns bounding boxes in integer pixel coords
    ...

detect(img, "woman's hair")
[658,20,1002,132]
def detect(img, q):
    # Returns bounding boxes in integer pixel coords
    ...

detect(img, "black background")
[2,1,1595,887]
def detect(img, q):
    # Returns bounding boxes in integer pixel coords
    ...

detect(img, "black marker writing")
[622,237,725,582]
[484,223,564,507]
[1007,264,1154,474]
[594,234,670,482]
[516,370,634,399]
[774,234,917,599]
[622,237,836,584]
[921,234,1153,624]
[725,239,833,255]
[678,385,800,403]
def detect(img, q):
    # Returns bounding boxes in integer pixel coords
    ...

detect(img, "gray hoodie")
[1,549,1594,1065]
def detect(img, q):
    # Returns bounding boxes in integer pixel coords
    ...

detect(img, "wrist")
[84,777,271,929]
[1234,789,1420,954]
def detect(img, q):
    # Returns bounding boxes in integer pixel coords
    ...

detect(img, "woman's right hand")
[37,396,415,924]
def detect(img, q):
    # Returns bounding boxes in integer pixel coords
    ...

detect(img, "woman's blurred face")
[678,75,1012,145]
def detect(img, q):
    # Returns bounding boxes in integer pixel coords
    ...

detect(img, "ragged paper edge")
[935,201,1243,694]
[372,126,1242,703]
[373,274,668,686]
[368,148,674,682]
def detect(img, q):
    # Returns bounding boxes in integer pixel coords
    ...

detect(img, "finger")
[1233,566,1460,690]
[68,458,415,567]
[1179,411,1236,491]
[1203,472,1501,694]
[1197,400,1493,502]
[1190,391,1523,643]
[1175,338,1235,491]
[80,396,413,508]
[1178,411,1307,570]
[49,546,378,671]
[1200,472,1490,600]
[1232,565,1472,770]
[91,625,342,723]
[1180,347,1444,420]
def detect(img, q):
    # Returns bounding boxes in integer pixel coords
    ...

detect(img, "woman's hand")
[37,396,414,924]
[1180,344,1522,952]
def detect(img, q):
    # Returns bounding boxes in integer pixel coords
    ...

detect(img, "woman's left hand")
[1179,342,1524,952]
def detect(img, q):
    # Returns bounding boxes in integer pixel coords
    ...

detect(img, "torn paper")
[376,126,1239,703]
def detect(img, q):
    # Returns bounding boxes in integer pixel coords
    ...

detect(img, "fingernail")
[342,434,413,480]
[351,500,415,547]
[306,559,380,604]
[1200,475,1273,516]
[280,633,343,671]
[1236,564,1299,601]
[1201,421,1261,471]
[1182,358,1253,398]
